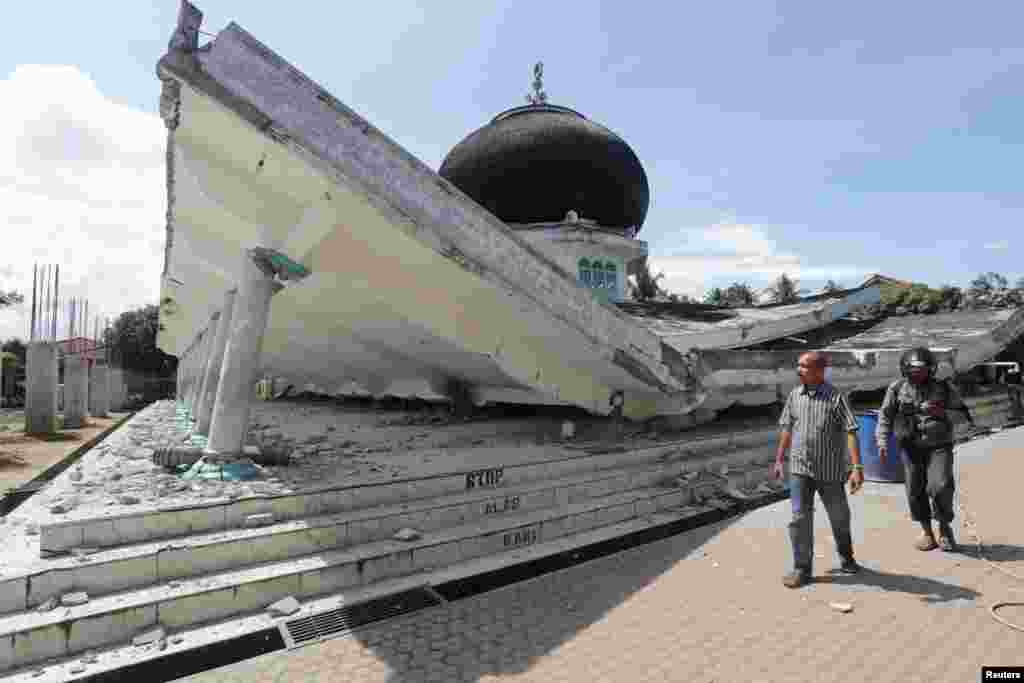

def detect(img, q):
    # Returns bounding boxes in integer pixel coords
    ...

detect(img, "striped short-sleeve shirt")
[779,383,859,482]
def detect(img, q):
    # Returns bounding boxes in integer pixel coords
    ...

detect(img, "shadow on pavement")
[817,567,981,604]
[349,515,746,683]
[958,543,1024,564]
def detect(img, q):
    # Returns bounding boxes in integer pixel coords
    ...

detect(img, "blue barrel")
[857,411,905,483]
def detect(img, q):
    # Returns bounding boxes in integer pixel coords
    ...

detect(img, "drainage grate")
[280,587,441,648]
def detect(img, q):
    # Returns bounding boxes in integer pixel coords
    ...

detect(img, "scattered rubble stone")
[830,602,854,613]
[394,527,422,542]
[245,513,275,527]
[132,626,167,646]
[61,592,90,606]
[118,495,142,505]
[267,596,301,616]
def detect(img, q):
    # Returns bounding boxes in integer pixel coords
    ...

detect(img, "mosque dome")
[439,101,649,231]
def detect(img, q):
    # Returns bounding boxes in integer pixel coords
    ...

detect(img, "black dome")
[439,104,649,230]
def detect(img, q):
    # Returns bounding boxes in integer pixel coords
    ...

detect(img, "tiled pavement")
[179,428,1024,683]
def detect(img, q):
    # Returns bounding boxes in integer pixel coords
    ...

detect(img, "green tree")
[722,282,756,307]
[765,273,805,304]
[104,305,178,376]
[630,261,669,302]
[970,272,1008,293]
[937,284,962,308]
[703,287,726,306]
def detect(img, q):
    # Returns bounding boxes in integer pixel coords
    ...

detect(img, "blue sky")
[1,1,1023,338]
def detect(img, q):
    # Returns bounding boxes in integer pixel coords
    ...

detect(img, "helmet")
[900,347,936,379]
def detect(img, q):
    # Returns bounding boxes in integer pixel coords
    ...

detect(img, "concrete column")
[182,345,196,410]
[89,361,110,419]
[189,336,205,415]
[190,327,214,419]
[207,253,281,455]
[176,360,183,403]
[64,355,89,428]
[194,311,224,430]
[107,366,122,412]
[26,342,58,434]
[197,289,237,435]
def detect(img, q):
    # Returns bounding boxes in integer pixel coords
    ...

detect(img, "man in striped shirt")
[772,351,864,588]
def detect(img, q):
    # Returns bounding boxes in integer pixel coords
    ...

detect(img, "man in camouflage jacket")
[877,347,976,552]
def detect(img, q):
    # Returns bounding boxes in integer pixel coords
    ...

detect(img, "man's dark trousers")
[789,474,854,576]
[901,444,955,524]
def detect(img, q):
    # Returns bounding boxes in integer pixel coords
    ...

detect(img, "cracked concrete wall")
[155,25,683,391]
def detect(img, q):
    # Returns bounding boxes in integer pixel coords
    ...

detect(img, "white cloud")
[0,65,166,342]
[983,241,1009,250]
[648,222,875,300]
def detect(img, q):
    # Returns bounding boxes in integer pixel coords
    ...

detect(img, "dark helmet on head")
[900,346,936,378]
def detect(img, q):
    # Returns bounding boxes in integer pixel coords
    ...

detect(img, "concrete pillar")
[197,289,237,435]
[193,321,214,419]
[26,342,58,434]
[194,311,224,429]
[189,336,205,415]
[176,361,183,403]
[89,361,110,419]
[64,355,89,428]
[207,253,281,454]
[181,345,196,410]
[107,366,122,412]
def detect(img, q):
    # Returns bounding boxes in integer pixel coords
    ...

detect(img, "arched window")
[578,258,593,287]
[604,262,618,292]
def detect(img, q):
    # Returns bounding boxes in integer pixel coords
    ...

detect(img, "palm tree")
[631,262,667,302]
[765,273,805,304]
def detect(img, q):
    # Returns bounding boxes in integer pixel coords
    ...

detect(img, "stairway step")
[0,458,693,615]
[37,434,775,553]
[0,504,727,682]
[0,482,735,672]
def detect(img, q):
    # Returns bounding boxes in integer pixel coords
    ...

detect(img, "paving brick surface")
[178,428,1024,683]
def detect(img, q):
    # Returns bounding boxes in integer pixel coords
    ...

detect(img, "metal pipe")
[30,264,37,342]
[53,265,59,342]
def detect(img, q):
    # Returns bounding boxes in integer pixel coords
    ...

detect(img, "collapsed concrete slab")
[618,285,881,351]
[695,307,1024,410]
[155,11,714,423]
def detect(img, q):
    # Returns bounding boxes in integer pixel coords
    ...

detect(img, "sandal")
[914,533,938,551]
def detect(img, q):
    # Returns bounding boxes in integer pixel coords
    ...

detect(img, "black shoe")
[838,558,861,574]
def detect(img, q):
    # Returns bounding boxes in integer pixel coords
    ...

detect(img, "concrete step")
[0,456,731,616]
[0,504,734,683]
[38,430,777,553]
[0,477,765,673]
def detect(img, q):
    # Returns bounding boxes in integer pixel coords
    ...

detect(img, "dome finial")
[526,62,548,105]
